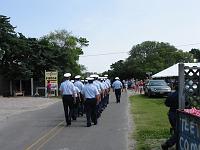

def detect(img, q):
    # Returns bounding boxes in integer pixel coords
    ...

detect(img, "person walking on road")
[112,77,123,103]
[72,85,81,120]
[59,73,76,126]
[74,75,85,116]
[82,77,100,127]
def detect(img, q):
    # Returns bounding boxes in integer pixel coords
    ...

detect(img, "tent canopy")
[152,63,200,78]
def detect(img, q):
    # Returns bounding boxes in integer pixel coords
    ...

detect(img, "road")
[0,92,131,150]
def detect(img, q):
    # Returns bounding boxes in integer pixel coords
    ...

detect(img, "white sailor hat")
[90,74,97,78]
[115,77,119,80]
[86,77,94,81]
[104,74,108,77]
[75,75,81,79]
[64,73,71,77]
[99,77,104,81]
[71,80,74,83]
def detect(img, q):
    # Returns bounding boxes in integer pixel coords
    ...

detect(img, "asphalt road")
[0,92,130,150]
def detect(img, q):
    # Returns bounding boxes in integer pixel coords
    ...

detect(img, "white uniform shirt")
[105,79,111,87]
[103,81,109,89]
[59,80,76,95]
[82,83,99,99]
[74,80,84,91]
[74,86,80,97]
[93,80,101,92]
[112,80,123,90]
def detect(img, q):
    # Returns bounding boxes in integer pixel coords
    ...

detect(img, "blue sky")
[1,0,200,72]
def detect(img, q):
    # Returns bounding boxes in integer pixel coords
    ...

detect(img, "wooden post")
[9,80,12,96]
[19,80,22,91]
[31,78,34,96]
[178,63,185,109]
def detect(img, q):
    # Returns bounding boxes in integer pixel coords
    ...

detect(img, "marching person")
[82,77,100,127]
[112,77,123,103]
[59,73,76,126]
[90,74,102,118]
[72,85,81,120]
[74,75,85,116]
[104,74,111,104]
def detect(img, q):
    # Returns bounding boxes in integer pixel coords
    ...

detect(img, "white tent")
[152,63,200,78]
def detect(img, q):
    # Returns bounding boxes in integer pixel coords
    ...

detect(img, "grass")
[130,95,171,150]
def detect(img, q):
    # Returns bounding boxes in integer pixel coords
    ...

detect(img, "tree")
[0,16,89,82]
[108,41,193,80]
[41,29,89,79]
[189,48,200,62]
[0,15,33,80]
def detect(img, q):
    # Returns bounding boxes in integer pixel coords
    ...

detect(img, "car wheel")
[148,91,152,97]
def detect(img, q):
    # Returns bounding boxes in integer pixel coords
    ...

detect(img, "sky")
[1,0,200,73]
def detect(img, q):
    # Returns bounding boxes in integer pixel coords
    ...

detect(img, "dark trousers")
[78,93,84,115]
[165,111,177,147]
[107,94,110,104]
[85,99,97,125]
[72,97,79,120]
[115,89,121,103]
[62,95,74,124]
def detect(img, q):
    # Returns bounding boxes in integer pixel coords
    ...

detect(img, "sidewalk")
[0,96,60,122]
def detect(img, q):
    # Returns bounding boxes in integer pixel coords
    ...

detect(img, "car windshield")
[149,80,167,86]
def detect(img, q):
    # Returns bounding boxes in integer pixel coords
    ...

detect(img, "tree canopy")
[106,41,193,80]
[0,15,89,82]
[189,48,200,62]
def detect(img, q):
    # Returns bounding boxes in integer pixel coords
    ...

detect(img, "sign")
[178,111,200,150]
[45,71,58,96]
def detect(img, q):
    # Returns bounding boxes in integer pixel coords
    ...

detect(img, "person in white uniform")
[74,75,85,116]
[82,77,100,127]
[59,73,76,126]
[112,77,123,103]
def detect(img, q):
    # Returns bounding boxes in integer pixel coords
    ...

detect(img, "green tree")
[189,48,200,62]
[0,15,33,80]
[42,29,89,78]
[0,16,89,82]
[108,41,193,80]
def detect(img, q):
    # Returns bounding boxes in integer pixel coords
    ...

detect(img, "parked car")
[144,80,171,97]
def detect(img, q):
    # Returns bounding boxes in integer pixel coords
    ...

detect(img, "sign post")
[45,71,58,97]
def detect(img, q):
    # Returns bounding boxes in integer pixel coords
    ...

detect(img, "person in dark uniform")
[82,77,100,127]
[112,77,123,103]
[161,85,179,150]
[59,73,76,126]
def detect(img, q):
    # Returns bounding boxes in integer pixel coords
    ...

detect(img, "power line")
[80,51,128,57]
[176,42,200,47]
[80,42,200,57]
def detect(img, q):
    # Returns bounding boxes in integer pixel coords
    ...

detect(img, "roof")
[152,63,200,78]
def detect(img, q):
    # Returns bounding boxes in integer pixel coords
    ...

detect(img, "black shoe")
[67,122,71,126]
[72,117,76,120]
[161,143,168,150]
[87,123,91,127]
[94,121,97,125]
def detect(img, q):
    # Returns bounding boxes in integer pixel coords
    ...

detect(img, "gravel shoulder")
[0,96,60,122]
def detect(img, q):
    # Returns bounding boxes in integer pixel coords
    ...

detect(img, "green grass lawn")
[130,95,171,150]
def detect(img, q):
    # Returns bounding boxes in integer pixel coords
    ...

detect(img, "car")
[144,80,171,97]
